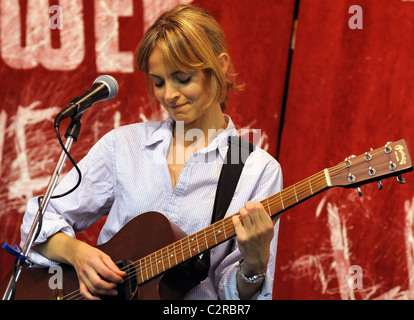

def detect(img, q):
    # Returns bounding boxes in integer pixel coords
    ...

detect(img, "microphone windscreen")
[94,75,119,101]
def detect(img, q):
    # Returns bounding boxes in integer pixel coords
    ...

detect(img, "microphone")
[54,75,119,126]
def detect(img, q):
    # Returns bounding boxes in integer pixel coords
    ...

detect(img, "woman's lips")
[171,103,187,110]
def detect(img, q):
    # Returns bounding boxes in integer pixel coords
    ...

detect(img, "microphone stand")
[2,113,83,300]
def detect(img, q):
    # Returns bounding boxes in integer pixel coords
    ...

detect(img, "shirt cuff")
[219,262,274,300]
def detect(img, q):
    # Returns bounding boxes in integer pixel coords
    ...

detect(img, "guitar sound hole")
[99,260,138,300]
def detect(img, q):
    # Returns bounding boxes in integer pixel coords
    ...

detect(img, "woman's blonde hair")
[136,5,243,111]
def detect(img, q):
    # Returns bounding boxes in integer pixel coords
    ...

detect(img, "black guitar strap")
[163,136,255,295]
[210,136,255,223]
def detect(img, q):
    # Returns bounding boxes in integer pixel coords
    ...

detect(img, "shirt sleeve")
[20,131,116,267]
[216,150,283,300]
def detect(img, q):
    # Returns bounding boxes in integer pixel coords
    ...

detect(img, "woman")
[21,4,282,300]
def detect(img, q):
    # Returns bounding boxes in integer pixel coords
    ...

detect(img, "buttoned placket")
[166,152,198,223]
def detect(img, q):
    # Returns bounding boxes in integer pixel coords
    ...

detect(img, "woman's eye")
[154,80,164,88]
[178,76,191,84]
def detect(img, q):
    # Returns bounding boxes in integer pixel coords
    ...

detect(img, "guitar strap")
[163,136,255,295]
[210,136,255,223]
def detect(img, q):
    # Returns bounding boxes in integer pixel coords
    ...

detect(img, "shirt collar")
[143,116,175,148]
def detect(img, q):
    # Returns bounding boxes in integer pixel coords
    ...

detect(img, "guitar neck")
[134,169,331,285]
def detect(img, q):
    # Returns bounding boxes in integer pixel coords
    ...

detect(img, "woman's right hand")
[70,241,126,300]
[35,232,126,300]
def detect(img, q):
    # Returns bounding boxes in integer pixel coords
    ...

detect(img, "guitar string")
[62,147,396,299]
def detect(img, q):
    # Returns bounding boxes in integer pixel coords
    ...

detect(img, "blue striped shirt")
[21,115,283,300]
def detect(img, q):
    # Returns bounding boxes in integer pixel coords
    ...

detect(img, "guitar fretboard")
[133,169,330,284]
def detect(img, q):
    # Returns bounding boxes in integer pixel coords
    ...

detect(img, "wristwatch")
[238,259,266,284]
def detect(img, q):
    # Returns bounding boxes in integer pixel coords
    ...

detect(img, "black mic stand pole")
[2,113,83,300]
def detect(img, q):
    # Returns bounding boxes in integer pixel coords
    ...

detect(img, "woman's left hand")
[232,201,275,277]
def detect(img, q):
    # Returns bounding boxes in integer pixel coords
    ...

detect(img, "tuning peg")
[397,175,406,184]
[356,187,362,197]
[385,142,392,154]
[377,180,383,190]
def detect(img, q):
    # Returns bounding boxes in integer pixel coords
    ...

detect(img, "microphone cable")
[33,118,83,243]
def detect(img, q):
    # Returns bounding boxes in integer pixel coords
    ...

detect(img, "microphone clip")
[64,107,85,142]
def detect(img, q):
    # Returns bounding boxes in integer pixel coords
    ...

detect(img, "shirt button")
[173,199,179,205]
[170,214,175,219]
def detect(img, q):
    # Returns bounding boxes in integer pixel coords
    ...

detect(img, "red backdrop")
[274,0,414,300]
[1,0,413,300]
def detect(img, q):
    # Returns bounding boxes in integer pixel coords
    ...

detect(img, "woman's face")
[148,46,215,125]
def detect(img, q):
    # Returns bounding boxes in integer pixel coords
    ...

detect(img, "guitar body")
[2,212,188,300]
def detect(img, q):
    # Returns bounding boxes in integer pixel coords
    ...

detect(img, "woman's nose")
[164,82,180,104]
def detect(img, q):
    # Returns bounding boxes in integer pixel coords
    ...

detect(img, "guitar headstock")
[329,139,413,189]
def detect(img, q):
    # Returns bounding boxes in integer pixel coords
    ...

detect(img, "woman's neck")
[172,104,228,149]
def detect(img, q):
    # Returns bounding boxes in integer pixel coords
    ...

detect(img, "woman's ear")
[218,53,230,74]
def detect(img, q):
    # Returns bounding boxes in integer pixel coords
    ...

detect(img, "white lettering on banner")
[94,0,134,73]
[94,0,194,73]
[0,0,84,70]
[7,102,61,204]
[0,0,194,72]
[0,99,124,217]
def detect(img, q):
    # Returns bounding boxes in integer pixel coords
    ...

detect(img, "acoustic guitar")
[1,139,412,300]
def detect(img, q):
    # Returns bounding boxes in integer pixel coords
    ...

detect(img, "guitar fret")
[224,218,235,239]
[204,228,209,249]
[172,243,178,265]
[139,260,144,283]
[165,246,171,269]
[212,224,218,244]
[150,254,155,278]
[144,256,149,281]
[157,251,165,273]
[158,250,164,273]
[293,185,299,202]
[280,192,285,209]
[153,252,159,275]
[221,220,227,239]
[180,239,185,262]
[196,234,200,253]
[186,237,192,260]
[266,198,271,215]
[187,236,192,258]
[308,178,314,194]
